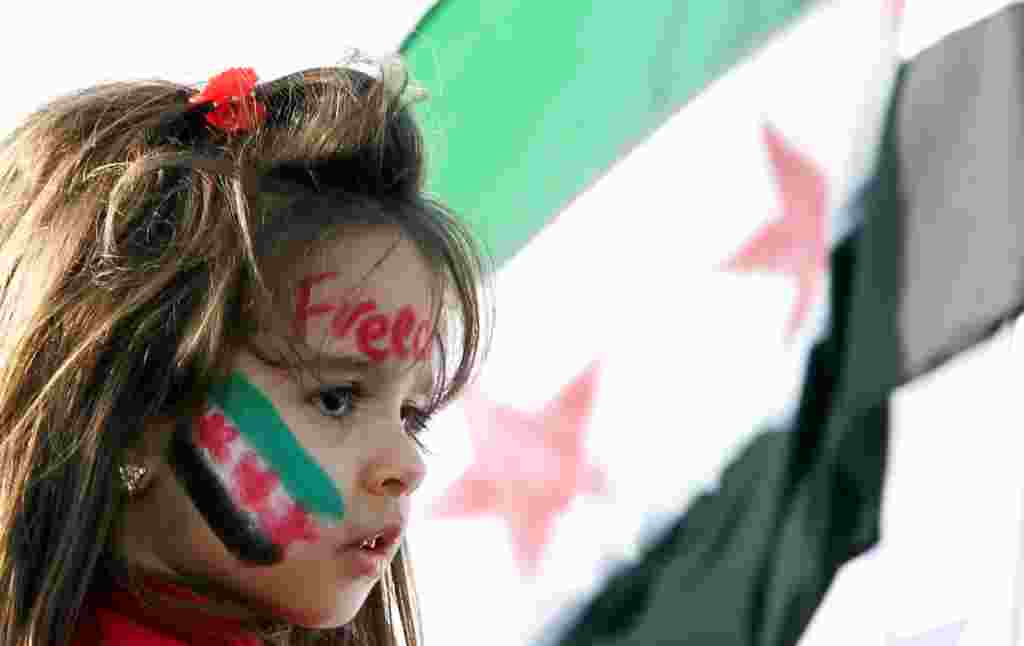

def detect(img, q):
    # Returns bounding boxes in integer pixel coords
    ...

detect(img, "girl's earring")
[119,464,149,496]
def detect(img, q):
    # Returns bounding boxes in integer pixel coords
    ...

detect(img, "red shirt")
[72,579,263,646]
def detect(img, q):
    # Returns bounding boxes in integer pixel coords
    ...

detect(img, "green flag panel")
[401,0,817,266]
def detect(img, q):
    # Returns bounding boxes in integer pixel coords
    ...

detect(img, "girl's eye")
[313,386,356,418]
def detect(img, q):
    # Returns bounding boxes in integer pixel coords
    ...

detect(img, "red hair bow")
[188,67,268,134]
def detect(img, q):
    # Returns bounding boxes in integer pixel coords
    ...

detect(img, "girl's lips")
[344,544,391,577]
[340,524,402,552]
[338,525,402,577]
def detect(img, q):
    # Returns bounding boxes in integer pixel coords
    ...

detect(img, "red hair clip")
[188,67,268,134]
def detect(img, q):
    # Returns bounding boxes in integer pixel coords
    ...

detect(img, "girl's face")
[119,227,433,628]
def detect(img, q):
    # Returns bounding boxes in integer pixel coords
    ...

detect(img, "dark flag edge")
[551,5,1024,645]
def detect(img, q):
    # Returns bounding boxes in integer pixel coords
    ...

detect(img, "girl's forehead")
[289,228,434,312]
[273,229,437,374]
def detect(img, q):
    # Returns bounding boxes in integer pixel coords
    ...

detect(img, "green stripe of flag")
[401,0,818,266]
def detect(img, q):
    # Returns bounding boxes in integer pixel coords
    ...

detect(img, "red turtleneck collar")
[72,577,265,646]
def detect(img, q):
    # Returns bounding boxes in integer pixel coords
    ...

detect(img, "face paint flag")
[171,372,347,565]
[399,0,909,645]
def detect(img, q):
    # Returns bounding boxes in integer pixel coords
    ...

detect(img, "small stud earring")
[119,464,148,496]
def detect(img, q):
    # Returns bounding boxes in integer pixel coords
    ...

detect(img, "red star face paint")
[170,371,345,566]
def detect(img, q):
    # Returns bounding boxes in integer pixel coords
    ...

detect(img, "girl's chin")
[247,569,378,629]
[223,538,389,625]
[287,590,374,630]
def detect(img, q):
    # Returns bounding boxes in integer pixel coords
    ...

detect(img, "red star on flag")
[887,0,906,27]
[430,361,607,576]
[719,123,829,342]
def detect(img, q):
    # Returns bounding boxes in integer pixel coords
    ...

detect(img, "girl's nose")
[362,446,426,498]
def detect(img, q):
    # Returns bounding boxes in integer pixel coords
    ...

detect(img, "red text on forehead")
[294,272,432,362]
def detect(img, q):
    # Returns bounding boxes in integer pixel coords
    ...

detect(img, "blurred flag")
[551,4,1024,646]
[887,621,967,646]
[400,1,903,645]
[402,0,819,267]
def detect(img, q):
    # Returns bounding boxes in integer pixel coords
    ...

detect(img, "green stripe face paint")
[207,372,346,522]
[173,370,346,563]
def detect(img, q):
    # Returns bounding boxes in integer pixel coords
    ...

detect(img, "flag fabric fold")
[551,5,1024,645]
[549,143,892,645]
[404,1,906,644]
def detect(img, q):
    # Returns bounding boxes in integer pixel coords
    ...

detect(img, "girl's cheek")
[169,372,347,566]
[194,407,331,554]
[208,372,345,523]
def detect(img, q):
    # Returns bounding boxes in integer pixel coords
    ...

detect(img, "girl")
[0,57,490,645]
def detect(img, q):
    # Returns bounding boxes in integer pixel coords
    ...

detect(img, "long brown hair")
[0,56,491,645]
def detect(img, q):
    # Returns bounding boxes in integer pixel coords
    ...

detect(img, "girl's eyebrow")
[305,353,373,375]
[248,339,433,396]
[307,351,435,398]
